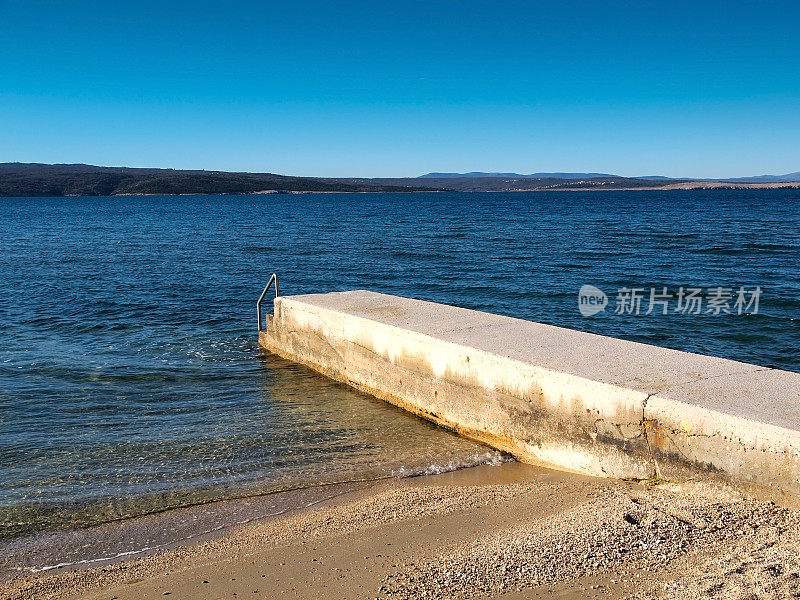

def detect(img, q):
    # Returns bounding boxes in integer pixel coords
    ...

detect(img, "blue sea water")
[1,190,799,540]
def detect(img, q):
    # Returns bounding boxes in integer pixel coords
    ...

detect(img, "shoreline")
[4,181,800,198]
[0,479,381,581]
[3,462,800,600]
[0,450,510,583]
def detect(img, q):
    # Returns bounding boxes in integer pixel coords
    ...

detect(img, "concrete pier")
[259,290,800,494]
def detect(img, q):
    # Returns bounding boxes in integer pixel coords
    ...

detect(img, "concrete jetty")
[259,290,800,495]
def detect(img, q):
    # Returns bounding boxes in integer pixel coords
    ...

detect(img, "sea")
[1,190,798,571]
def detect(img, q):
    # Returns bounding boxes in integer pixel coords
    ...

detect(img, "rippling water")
[1,191,798,541]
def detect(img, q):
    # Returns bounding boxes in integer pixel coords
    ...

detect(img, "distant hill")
[0,163,434,197]
[420,171,800,184]
[2,163,798,196]
[420,172,619,179]
[344,175,686,191]
[723,172,800,183]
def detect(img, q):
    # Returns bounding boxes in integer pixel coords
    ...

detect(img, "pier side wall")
[259,291,800,495]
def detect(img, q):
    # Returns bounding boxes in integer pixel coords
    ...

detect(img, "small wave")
[30,546,162,573]
[27,484,358,573]
[391,450,511,478]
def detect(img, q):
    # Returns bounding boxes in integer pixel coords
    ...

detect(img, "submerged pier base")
[259,290,800,495]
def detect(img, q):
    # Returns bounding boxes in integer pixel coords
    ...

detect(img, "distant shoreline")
[1,163,799,196]
[23,181,800,198]
[502,181,800,192]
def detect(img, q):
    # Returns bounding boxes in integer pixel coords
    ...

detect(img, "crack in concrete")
[591,418,643,442]
[652,422,792,458]
[641,393,663,480]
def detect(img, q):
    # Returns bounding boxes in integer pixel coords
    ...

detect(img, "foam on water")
[392,450,512,477]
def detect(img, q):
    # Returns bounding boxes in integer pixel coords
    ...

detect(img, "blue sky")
[0,0,798,177]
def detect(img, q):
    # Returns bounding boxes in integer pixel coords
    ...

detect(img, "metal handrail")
[256,273,280,331]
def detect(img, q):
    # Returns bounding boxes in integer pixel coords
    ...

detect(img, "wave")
[391,450,511,478]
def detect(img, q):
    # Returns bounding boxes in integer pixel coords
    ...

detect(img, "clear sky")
[0,0,798,178]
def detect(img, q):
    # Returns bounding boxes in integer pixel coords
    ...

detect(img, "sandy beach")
[2,462,799,600]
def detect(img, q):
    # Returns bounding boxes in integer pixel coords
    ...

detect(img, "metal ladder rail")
[256,273,280,331]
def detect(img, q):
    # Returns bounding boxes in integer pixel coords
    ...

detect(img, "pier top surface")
[278,290,800,432]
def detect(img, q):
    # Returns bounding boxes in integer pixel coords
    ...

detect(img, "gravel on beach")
[3,465,800,600]
[379,485,800,600]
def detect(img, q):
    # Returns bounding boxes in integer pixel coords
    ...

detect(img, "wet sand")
[3,462,800,600]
